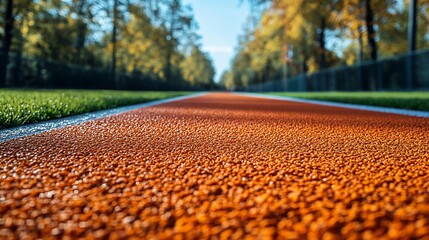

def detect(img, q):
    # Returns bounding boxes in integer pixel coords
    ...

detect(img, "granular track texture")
[1,93,429,239]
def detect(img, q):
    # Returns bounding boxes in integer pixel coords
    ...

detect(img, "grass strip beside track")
[264,92,429,112]
[0,89,192,129]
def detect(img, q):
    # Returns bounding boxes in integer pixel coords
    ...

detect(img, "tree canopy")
[0,0,215,89]
[222,0,429,90]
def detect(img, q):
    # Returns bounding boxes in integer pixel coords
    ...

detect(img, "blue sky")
[183,0,251,81]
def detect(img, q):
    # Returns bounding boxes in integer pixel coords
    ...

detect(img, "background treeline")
[221,0,429,90]
[0,0,215,90]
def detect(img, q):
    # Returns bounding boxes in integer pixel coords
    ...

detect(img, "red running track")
[1,93,429,239]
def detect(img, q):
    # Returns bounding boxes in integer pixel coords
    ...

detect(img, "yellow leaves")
[111,10,172,80]
[306,58,319,74]
[180,46,215,86]
[220,71,235,90]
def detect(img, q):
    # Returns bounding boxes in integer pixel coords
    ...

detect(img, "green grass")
[264,92,429,112]
[0,89,193,129]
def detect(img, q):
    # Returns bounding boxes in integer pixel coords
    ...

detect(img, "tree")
[115,3,166,79]
[365,0,377,60]
[219,70,235,90]
[0,0,14,87]
[111,0,119,86]
[9,0,35,85]
[0,0,212,90]
[72,0,94,64]
[408,0,418,52]
[162,0,194,82]
[181,45,215,87]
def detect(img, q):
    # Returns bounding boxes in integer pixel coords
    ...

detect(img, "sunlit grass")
[0,89,192,129]
[264,92,429,111]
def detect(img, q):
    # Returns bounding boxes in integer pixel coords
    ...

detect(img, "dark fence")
[0,52,202,91]
[245,49,429,92]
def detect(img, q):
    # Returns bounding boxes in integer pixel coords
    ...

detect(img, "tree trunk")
[164,0,181,83]
[300,26,309,74]
[263,59,272,82]
[358,24,364,63]
[165,43,172,82]
[0,0,15,87]
[302,54,308,74]
[12,19,25,87]
[318,16,327,69]
[111,0,118,88]
[365,0,377,60]
[407,0,418,90]
[52,7,62,61]
[75,0,86,63]
[357,24,367,90]
[408,0,418,52]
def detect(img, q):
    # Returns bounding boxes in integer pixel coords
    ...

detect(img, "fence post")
[407,53,415,90]
[376,60,383,90]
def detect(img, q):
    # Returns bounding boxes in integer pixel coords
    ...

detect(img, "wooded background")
[0,0,215,90]
[221,0,429,90]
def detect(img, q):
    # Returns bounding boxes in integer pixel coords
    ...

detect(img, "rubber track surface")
[1,93,429,239]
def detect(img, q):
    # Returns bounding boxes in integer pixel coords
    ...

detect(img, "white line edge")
[235,92,429,118]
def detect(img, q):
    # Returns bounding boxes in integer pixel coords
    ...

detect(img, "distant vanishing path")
[1,93,429,239]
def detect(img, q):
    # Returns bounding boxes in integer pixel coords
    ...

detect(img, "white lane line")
[235,93,429,118]
[0,93,208,142]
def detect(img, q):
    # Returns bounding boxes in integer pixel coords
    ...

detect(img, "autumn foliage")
[0,0,215,88]
[221,0,429,90]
